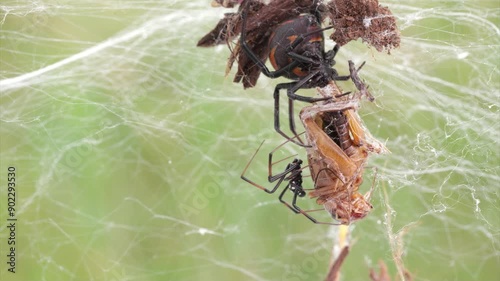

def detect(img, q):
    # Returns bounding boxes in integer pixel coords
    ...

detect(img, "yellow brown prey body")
[300,86,387,224]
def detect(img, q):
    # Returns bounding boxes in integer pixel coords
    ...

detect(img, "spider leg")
[241,140,303,194]
[325,44,341,60]
[242,160,298,195]
[241,140,284,194]
[303,208,325,213]
[268,161,300,183]
[276,176,341,225]
[288,52,317,65]
[287,72,336,144]
[290,186,341,225]
[278,182,303,214]
[332,74,351,81]
[268,143,301,178]
[324,45,351,82]
[275,172,344,225]
[272,82,305,146]
[287,98,306,145]
[241,174,285,194]
[273,73,333,146]
[285,71,328,102]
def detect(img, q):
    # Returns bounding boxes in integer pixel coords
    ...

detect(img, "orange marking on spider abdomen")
[292,66,307,77]
[269,46,278,70]
[308,34,323,43]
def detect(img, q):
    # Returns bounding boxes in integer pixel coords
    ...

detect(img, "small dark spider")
[240,4,351,146]
[241,141,338,225]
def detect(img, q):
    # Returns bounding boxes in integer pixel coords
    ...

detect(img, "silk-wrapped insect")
[300,84,388,224]
[241,82,387,224]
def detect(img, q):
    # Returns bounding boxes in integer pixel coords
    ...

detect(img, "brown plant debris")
[327,0,400,52]
[324,246,349,281]
[197,0,400,88]
[369,260,413,281]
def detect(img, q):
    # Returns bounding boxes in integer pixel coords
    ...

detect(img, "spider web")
[0,1,499,281]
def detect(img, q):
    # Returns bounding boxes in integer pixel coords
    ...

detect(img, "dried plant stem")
[324,225,351,281]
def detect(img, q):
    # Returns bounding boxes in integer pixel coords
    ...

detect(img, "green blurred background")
[1,1,499,280]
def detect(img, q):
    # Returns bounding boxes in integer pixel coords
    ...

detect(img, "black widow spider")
[240,4,351,146]
[241,140,339,225]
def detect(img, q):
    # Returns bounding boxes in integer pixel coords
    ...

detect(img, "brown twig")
[324,246,350,281]
[348,60,374,102]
